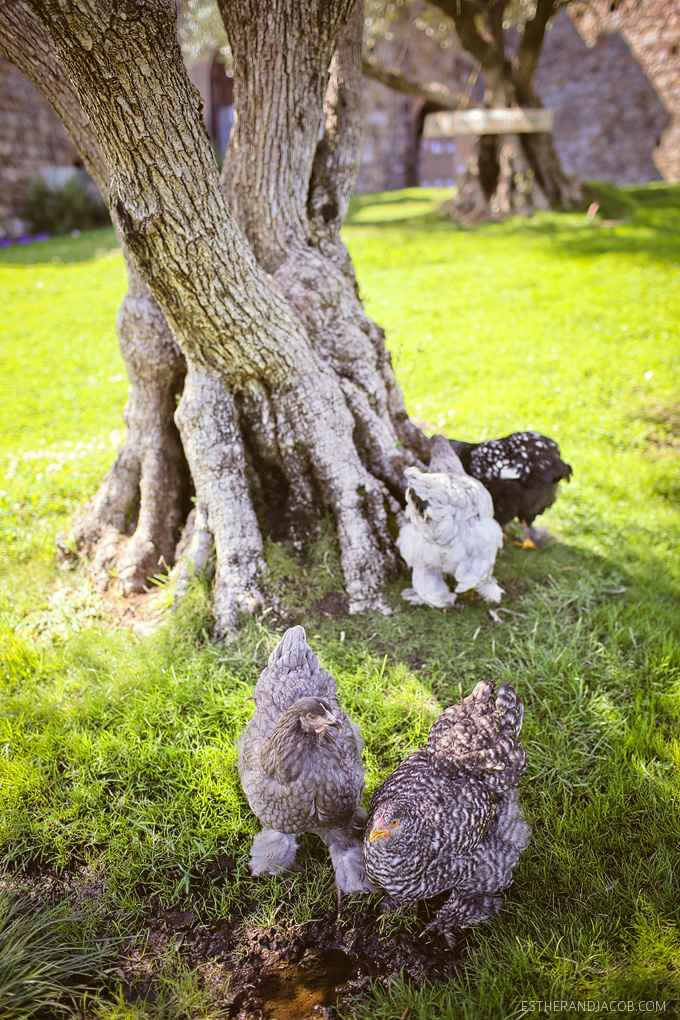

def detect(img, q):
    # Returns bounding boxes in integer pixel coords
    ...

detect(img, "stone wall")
[570,0,680,181]
[1,2,677,235]
[358,22,475,194]
[0,54,79,239]
[535,11,669,185]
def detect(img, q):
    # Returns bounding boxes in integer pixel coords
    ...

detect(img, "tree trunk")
[1,0,192,594]
[432,0,583,221]
[22,0,427,635]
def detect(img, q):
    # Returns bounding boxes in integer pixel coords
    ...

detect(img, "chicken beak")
[323,708,341,729]
[368,825,388,842]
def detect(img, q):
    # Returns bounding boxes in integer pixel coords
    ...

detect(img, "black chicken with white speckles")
[363,680,530,940]
[448,432,572,547]
[239,626,373,897]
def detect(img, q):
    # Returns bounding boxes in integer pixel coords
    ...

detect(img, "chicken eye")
[306,713,313,721]
[389,818,399,828]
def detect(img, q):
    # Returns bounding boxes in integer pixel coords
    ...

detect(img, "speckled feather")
[449,432,572,529]
[427,679,526,792]
[364,680,530,930]
[239,627,371,891]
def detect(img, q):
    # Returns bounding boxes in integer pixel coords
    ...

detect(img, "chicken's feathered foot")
[524,523,551,547]
[314,820,376,897]
[514,522,551,549]
[402,563,457,608]
[249,829,299,876]
[425,889,504,942]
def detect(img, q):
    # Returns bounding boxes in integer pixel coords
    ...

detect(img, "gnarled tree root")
[58,277,191,594]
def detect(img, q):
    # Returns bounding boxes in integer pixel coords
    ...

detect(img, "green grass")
[0,888,113,1016]
[1,185,679,1018]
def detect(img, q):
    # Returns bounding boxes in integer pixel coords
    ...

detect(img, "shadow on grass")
[2,524,679,1015]
[346,181,680,266]
[470,181,680,263]
[345,187,458,229]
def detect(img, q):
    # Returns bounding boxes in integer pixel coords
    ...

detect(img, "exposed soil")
[641,403,680,454]
[127,897,465,1019]
[3,867,466,1019]
[313,591,350,619]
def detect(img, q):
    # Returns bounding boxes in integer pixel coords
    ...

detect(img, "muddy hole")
[258,948,364,1020]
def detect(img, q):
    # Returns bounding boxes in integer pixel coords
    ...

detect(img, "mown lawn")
[0,185,679,1019]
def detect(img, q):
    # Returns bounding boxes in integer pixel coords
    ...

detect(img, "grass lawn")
[0,185,679,1019]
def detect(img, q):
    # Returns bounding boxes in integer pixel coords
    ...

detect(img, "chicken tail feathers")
[427,680,527,790]
[253,625,338,706]
[268,625,319,675]
[429,434,466,475]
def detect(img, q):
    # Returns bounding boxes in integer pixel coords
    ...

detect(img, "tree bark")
[22,0,426,633]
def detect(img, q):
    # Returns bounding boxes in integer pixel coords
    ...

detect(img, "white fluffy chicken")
[397,435,503,609]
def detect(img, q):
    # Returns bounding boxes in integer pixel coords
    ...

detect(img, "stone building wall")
[0,57,80,238]
[357,25,475,194]
[570,0,680,182]
[0,2,677,235]
[0,54,80,239]
[534,11,670,185]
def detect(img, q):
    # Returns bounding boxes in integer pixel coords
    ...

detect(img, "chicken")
[397,434,503,609]
[238,625,373,897]
[363,680,531,942]
[448,431,572,548]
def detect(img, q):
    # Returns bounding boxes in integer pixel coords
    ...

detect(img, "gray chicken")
[238,626,373,896]
[363,680,530,940]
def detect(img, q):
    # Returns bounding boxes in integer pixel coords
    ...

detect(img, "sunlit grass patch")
[0,185,679,1015]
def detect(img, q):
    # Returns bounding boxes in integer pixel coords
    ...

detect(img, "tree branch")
[308,0,366,241]
[514,0,559,95]
[430,0,502,71]
[362,54,464,111]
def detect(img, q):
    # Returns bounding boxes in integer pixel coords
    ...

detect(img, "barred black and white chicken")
[397,434,503,609]
[363,680,530,942]
[238,626,373,897]
[448,431,572,548]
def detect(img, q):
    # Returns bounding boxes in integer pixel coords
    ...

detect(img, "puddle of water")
[259,947,359,1020]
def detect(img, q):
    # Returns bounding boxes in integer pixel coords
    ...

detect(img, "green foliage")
[23,174,110,236]
[0,889,111,1016]
[1,187,679,1016]
[99,951,226,1019]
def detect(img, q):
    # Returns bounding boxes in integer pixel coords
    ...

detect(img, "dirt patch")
[313,591,350,619]
[134,900,465,1019]
[643,403,680,453]
[100,584,169,636]
[3,868,465,1018]
[257,948,362,1020]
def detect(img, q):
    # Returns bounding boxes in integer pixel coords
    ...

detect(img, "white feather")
[398,437,503,608]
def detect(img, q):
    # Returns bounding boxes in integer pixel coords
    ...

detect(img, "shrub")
[23,173,110,236]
